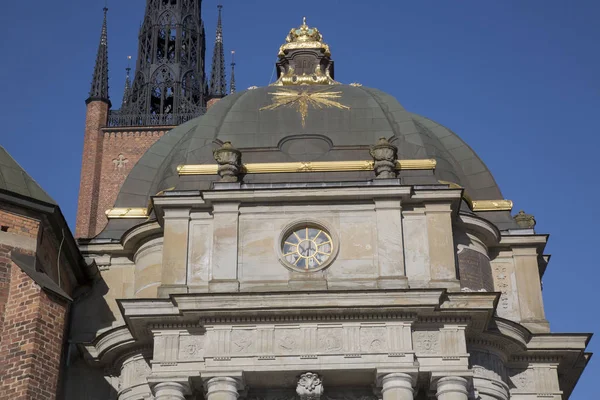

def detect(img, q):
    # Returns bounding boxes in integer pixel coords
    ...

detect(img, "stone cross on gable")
[113,154,129,170]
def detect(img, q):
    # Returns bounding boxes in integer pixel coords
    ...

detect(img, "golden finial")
[279,17,330,57]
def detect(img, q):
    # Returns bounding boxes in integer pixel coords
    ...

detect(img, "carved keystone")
[297,372,323,400]
[213,141,242,182]
[369,137,398,179]
[514,210,536,229]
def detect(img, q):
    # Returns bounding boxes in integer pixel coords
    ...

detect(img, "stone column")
[205,377,242,400]
[436,377,469,400]
[154,382,187,400]
[381,373,414,400]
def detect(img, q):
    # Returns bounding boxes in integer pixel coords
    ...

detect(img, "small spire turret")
[209,5,227,99]
[230,50,236,94]
[87,7,111,106]
[121,56,132,108]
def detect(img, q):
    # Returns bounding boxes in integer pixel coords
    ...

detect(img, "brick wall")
[0,212,70,400]
[75,99,168,238]
[0,263,68,400]
[75,101,109,238]
[0,210,39,239]
[91,129,166,237]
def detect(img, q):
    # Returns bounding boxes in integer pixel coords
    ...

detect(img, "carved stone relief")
[493,264,511,311]
[412,331,440,354]
[232,330,255,354]
[359,327,387,353]
[318,328,344,353]
[509,368,534,392]
[297,373,323,400]
[276,329,302,354]
[178,335,205,360]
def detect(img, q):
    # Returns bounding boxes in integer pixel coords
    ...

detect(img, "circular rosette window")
[280,224,337,272]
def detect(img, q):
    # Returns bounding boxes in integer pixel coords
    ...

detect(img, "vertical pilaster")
[76,100,109,238]
[375,199,408,289]
[210,202,240,292]
[159,208,191,297]
[425,203,459,290]
[512,247,549,333]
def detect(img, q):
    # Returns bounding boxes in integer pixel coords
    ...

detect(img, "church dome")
[114,83,503,209]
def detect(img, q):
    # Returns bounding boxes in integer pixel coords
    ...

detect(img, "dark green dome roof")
[114,84,503,211]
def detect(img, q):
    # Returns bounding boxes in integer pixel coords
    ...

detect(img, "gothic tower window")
[150,66,175,116]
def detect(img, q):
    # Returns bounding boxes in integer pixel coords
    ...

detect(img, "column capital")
[376,369,418,388]
[433,375,470,400]
[201,371,245,392]
[152,381,191,400]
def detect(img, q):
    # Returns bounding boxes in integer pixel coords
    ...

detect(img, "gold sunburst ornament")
[260,88,350,128]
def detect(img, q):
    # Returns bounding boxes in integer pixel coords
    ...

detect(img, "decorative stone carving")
[113,154,129,170]
[510,368,534,392]
[232,330,255,353]
[493,265,510,310]
[276,329,301,353]
[213,141,242,182]
[359,327,387,353]
[514,210,536,229]
[297,373,323,400]
[412,331,440,354]
[369,137,398,179]
[318,329,343,353]
[178,335,205,360]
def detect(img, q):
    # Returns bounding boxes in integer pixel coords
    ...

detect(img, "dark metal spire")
[121,56,132,108]
[230,50,236,94]
[112,0,207,127]
[209,5,227,98]
[87,7,110,106]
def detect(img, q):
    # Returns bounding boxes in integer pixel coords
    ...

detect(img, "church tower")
[76,1,226,239]
[120,0,207,126]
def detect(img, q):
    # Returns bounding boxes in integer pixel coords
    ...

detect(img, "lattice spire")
[87,7,110,105]
[209,5,227,98]
[230,50,236,94]
[121,56,132,108]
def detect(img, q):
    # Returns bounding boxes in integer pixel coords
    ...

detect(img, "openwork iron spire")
[121,56,132,108]
[230,50,236,94]
[209,5,227,98]
[115,0,208,126]
[87,7,110,105]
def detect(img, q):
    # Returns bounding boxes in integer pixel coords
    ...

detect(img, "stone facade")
[69,179,590,399]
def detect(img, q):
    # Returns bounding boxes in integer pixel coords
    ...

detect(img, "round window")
[281,226,334,271]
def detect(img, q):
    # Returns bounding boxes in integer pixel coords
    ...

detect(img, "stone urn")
[213,141,242,182]
[369,137,398,179]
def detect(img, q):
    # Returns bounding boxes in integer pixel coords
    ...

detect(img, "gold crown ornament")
[278,17,331,57]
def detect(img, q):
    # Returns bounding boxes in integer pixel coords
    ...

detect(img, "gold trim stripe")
[471,200,514,212]
[438,180,513,212]
[177,159,437,176]
[105,208,149,219]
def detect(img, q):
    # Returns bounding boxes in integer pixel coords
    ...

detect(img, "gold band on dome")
[470,200,514,212]
[177,159,437,176]
[105,208,149,219]
[438,181,513,212]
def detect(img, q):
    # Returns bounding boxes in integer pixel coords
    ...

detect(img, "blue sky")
[0,0,598,396]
